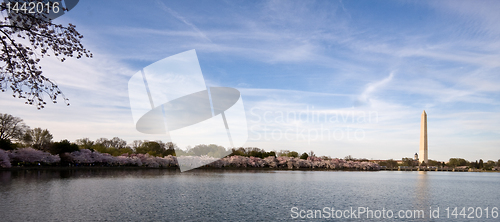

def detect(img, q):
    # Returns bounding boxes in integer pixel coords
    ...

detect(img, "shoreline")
[0,166,369,171]
[1,166,498,173]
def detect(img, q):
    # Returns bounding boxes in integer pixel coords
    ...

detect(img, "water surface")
[1,169,499,221]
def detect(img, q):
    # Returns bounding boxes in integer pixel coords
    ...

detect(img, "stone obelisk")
[419,110,428,164]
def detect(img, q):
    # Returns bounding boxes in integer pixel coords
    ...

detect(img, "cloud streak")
[358,72,394,104]
[155,0,212,43]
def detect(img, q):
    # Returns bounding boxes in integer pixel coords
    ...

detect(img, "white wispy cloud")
[358,72,394,104]
[155,0,212,43]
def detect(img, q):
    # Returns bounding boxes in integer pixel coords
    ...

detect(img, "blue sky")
[1,0,500,161]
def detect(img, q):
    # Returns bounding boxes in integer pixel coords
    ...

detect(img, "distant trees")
[0,137,15,150]
[0,113,29,140]
[221,148,320,159]
[440,158,500,170]
[447,158,468,167]
[308,151,315,157]
[95,137,127,149]
[75,138,94,150]
[300,152,309,160]
[378,159,398,168]
[267,151,277,158]
[344,155,356,161]
[401,157,417,167]
[387,159,398,168]
[130,140,143,150]
[468,159,496,170]
[277,150,298,158]
[50,139,79,155]
[247,147,273,158]
[230,147,276,158]
[135,141,175,157]
[0,113,29,150]
[91,137,134,156]
[319,156,331,160]
[483,160,496,170]
[22,127,53,151]
[470,160,478,169]
[427,160,442,167]
[178,144,225,157]
[74,138,177,157]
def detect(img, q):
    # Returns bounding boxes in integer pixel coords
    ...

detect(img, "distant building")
[414,153,418,161]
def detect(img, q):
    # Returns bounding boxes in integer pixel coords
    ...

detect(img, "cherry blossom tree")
[0,148,11,167]
[8,147,60,164]
[2,142,381,170]
[205,155,380,171]
[133,153,178,168]
[0,1,92,108]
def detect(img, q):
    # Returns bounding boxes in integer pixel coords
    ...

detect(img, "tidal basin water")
[0,169,499,221]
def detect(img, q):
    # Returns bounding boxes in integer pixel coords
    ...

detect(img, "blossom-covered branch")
[0,2,92,108]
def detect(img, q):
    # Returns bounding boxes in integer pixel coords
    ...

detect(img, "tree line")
[1,113,329,160]
[377,157,500,170]
[0,113,176,157]
[0,113,321,160]
[1,113,499,170]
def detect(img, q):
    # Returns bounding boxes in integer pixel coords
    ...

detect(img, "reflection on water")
[0,170,499,221]
[0,168,279,182]
[415,171,430,221]
[416,171,429,205]
[1,168,180,181]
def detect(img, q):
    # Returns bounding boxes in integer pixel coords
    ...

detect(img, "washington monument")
[419,110,428,164]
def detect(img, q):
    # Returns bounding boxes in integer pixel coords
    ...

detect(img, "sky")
[1,0,500,161]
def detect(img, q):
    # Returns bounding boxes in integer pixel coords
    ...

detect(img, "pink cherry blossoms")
[8,148,60,164]
[0,149,11,168]
[206,155,380,170]
[65,150,177,167]
[0,148,379,171]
